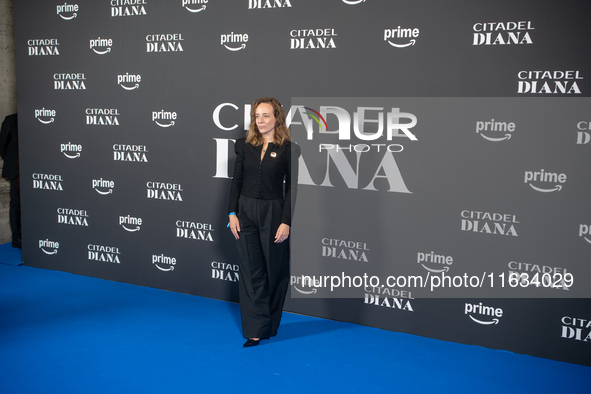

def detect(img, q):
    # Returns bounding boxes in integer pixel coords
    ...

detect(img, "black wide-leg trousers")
[236,195,290,339]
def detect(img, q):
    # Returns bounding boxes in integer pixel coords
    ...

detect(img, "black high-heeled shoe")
[243,338,260,348]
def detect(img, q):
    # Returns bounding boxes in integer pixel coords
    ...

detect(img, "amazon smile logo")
[524,169,567,193]
[118,73,141,90]
[56,3,78,20]
[290,275,318,295]
[61,142,82,159]
[417,251,453,274]
[39,239,59,255]
[342,0,365,4]
[465,302,503,325]
[35,108,56,124]
[90,37,113,55]
[152,254,177,272]
[183,0,207,13]
[579,224,591,245]
[293,286,317,295]
[152,110,177,127]
[221,32,248,51]
[38,117,55,124]
[384,26,419,48]
[92,178,114,195]
[476,119,515,142]
[120,215,142,232]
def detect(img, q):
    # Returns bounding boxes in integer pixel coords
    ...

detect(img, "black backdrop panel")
[13,0,591,366]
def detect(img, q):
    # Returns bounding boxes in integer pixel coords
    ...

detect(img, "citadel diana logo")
[28,39,60,56]
[290,29,337,49]
[576,121,591,145]
[212,98,418,194]
[461,210,519,237]
[517,70,583,94]
[561,316,591,343]
[88,244,121,264]
[113,144,148,162]
[147,181,183,201]
[212,261,238,282]
[86,108,120,126]
[248,0,291,9]
[57,208,89,226]
[146,34,184,52]
[321,238,369,262]
[176,220,214,241]
[54,73,86,90]
[111,0,147,17]
[472,21,534,46]
[364,288,414,311]
[33,173,63,191]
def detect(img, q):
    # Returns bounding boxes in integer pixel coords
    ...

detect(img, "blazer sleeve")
[228,138,245,214]
[281,142,300,226]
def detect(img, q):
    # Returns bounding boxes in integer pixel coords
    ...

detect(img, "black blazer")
[228,138,300,226]
[0,114,19,180]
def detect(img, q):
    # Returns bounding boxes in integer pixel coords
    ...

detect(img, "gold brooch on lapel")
[270,152,277,158]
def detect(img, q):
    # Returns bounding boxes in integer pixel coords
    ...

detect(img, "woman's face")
[255,103,277,137]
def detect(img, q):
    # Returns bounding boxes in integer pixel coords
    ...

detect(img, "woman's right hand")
[229,215,240,240]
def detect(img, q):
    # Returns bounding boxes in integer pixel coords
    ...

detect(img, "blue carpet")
[0,242,22,266]
[0,245,589,393]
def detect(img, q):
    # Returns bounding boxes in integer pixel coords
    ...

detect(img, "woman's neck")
[262,129,275,145]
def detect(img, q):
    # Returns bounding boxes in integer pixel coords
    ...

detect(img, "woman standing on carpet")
[228,97,299,348]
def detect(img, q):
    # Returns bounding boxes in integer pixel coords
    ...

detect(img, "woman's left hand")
[274,223,290,243]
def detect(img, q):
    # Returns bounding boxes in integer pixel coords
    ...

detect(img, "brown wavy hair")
[246,97,291,148]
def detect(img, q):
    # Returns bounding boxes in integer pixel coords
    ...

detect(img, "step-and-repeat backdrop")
[14,1,590,366]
